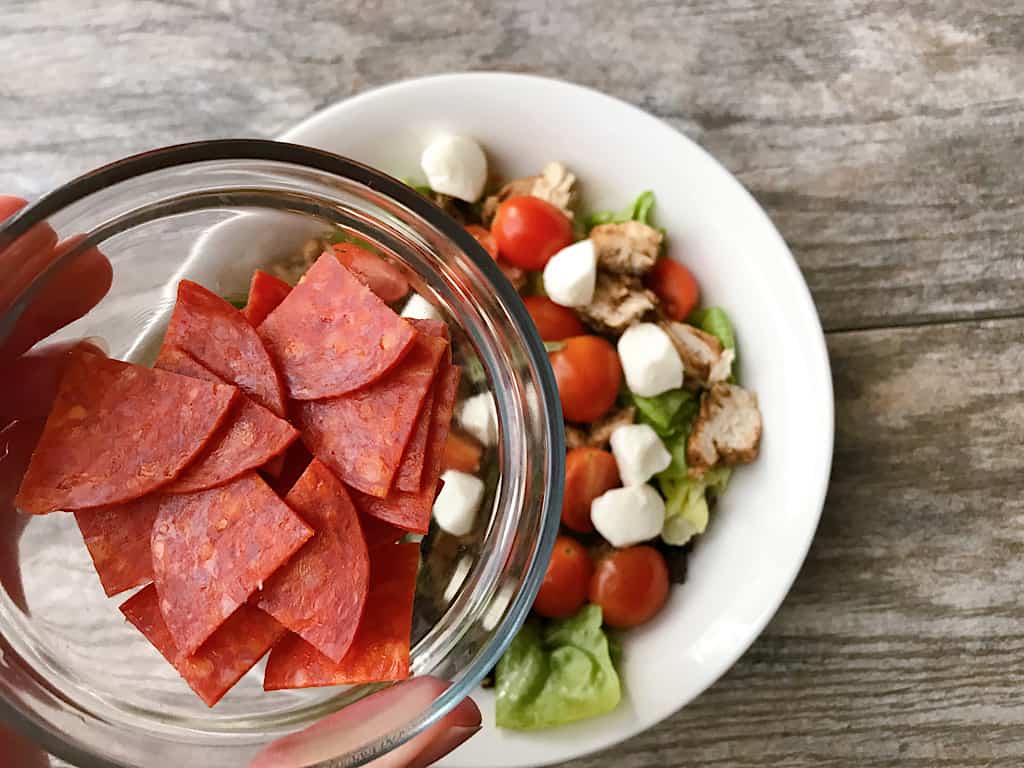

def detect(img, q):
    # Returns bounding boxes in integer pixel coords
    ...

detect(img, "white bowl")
[281,73,834,768]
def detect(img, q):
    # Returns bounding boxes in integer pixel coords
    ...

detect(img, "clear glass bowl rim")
[0,139,565,768]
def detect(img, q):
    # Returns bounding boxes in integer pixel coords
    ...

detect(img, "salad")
[407,135,765,730]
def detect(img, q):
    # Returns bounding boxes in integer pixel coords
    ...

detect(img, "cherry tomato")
[465,224,499,260]
[589,546,669,628]
[534,535,594,619]
[645,258,700,321]
[549,336,622,423]
[332,243,409,303]
[491,195,573,270]
[562,448,620,533]
[442,431,483,474]
[523,295,585,341]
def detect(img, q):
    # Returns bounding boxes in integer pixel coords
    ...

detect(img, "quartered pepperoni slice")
[15,350,237,514]
[258,253,417,400]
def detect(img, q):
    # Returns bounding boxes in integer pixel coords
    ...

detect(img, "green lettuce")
[584,190,656,232]
[496,605,621,730]
[659,467,732,545]
[630,388,699,441]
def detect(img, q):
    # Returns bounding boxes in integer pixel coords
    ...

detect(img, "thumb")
[250,677,481,768]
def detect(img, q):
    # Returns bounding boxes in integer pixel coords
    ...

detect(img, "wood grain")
[3,1,1023,331]
[2,1,1023,766]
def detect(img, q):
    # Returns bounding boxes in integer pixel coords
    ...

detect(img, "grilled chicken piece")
[660,321,734,387]
[481,162,578,224]
[686,383,762,474]
[577,272,658,335]
[590,220,662,276]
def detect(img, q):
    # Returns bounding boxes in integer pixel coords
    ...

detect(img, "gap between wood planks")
[824,308,1024,336]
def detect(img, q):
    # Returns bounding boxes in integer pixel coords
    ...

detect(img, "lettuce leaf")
[496,605,621,730]
[658,467,732,546]
[630,388,699,441]
[584,190,656,232]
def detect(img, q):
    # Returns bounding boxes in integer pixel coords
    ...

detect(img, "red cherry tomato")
[491,196,573,270]
[534,535,594,619]
[589,546,669,628]
[523,296,585,341]
[465,224,499,260]
[562,448,620,533]
[645,258,700,321]
[332,243,409,303]
[549,336,622,423]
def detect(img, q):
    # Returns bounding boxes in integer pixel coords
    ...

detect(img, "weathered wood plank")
[3,2,1024,766]
[563,316,1024,767]
[2,1,1023,330]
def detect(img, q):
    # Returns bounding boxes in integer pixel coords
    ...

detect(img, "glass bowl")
[0,140,564,767]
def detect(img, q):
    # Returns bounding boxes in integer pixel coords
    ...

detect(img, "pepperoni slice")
[353,364,461,533]
[121,585,286,707]
[164,280,286,417]
[258,253,417,400]
[242,270,291,328]
[153,344,215,381]
[331,243,410,304]
[257,460,370,663]
[74,496,161,597]
[357,513,408,549]
[15,350,237,515]
[394,320,449,493]
[295,332,448,498]
[151,473,312,656]
[154,345,300,494]
[263,542,419,690]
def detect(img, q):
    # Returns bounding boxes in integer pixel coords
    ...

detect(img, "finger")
[404,698,482,768]
[0,725,49,768]
[0,197,60,312]
[1,341,104,612]
[0,196,28,219]
[249,677,482,768]
[0,236,113,361]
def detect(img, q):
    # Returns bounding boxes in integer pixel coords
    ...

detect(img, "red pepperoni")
[258,254,417,400]
[257,460,370,663]
[164,280,286,417]
[352,364,462,533]
[331,243,410,304]
[74,496,161,597]
[242,270,291,328]
[153,345,216,381]
[393,385,436,493]
[150,473,312,655]
[263,542,419,690]
[295,332,448,498]
[358,511,407,549]
[165,399,298,494]
[394,319,450,493]
[154,345,300,494]
[121,585,286,707]
[15,350,237,515]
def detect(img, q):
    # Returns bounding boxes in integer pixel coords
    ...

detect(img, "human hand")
[0,196,480,768]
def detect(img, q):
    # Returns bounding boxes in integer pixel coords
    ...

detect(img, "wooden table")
[4,1,1023,766]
